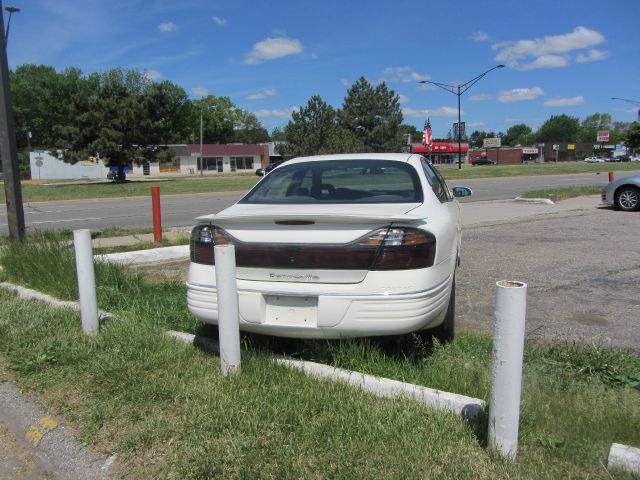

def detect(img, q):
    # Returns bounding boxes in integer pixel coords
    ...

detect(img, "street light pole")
[199,108,204,176]
[4,5,19,46]
[0,0,25,241]
[420,65,505,169]
[611,97,640,122]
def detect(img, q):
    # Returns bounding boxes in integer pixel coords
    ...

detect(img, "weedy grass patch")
[523,185,602,201]
[0,232,639,479]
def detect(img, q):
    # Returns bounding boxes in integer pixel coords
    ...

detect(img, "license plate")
[266,295,318,327]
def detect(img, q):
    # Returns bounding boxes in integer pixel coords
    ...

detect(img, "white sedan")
[584,156,606,163]
[187,154,472,341]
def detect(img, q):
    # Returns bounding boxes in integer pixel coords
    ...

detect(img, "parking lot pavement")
[457,205,640,351]
[130,196,638,351]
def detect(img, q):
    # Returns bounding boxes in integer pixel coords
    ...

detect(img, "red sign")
[412,142,469,154]
[596,131,610,142]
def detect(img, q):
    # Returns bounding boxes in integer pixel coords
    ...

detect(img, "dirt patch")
[131,259,190,283]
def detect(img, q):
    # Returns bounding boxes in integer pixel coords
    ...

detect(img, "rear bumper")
[187,275,452,339]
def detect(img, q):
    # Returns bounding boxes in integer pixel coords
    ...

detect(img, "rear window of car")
[240,159,424,204]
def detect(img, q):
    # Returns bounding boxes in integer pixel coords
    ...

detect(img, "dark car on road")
[472,158,496,166]
[255,163,278,176]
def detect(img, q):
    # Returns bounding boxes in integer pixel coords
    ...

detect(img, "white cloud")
[246,88,277,100]
[498,87,544,103]
[144,70,162,81]
[254,107,299,119]
[158,22,176,33]
[576,49,609,63]
[469,31,489,42]
[245,37,303,64]
[340,79,350,87]
[398,94,409,104]
[505,117,520,124]
[212,16,227,27]
[191,87,210,97]
[544,96,585,107]
[493,26,605,70]
[518,55,569,70]
[466,122,486,128]
[402,106,463,118]
[469,93,492,101]
[381,66,430,83]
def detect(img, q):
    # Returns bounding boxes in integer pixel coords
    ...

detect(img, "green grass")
[1,174,259,203]
[0,232,639,478]
[93,236,190,255]
[523,185,602,201]
[3,163,639,204]
[438,161,640,180]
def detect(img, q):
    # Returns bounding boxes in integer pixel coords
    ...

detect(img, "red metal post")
[151,186,162,243]
[608,171,615,183]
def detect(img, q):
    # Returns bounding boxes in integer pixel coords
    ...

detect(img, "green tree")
[144,80,193,144]
[503,123,534,146]
[535,114,580,142]
[54,68,184,181]
[10,64,84,149]
[623,122,640,152]
[279,95,359,158]
[398,124,421,147]
[577,113,613,143]
[232,110,270,144]
[468,131,499,148]
[339,77,403,152]
[270,127,286,141]
[191,95,239,144]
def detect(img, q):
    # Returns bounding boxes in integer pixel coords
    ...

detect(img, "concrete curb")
[96,245,189,265]
[0,282,112,320]
[608,443,640,474]
[276,358,485,421]
[514,197,555,205]
[165,330,484,421]
[0,382,114,479]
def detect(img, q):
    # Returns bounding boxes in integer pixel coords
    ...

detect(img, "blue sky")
[6,0,640,138]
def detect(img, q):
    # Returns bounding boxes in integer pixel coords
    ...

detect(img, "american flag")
[421,115,432,147]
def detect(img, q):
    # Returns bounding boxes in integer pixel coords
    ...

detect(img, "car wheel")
[615,186,640,211]
[429,276,455,343]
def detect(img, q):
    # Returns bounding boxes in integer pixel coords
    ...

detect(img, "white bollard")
[214,244,241,376]
[72,229,99,335]
[488,280,527,461]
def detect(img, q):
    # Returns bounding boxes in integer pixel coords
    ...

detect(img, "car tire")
[429,275,455,343]
[615,186,640,211]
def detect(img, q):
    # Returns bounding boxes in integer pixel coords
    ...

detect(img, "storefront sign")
[521,148,538,154]
[567,144,575,150]
[596,131,610,142]
[483,137,501,148]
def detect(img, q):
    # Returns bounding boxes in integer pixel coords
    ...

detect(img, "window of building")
[231,156,255,170]
[197,156,223,171]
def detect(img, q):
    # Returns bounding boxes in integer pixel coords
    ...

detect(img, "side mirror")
[452,186,473,198]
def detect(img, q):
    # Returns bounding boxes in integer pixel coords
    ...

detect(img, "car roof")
[285,153,416,165]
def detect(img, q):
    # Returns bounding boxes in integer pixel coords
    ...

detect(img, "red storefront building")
[411,142,469,164]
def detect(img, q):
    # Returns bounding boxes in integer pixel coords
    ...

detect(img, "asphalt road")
[1,170,639,235]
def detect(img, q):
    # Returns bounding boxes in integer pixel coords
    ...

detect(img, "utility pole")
[0,1,25,241]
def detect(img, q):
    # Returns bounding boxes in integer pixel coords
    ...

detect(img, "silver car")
[601,175,640,211]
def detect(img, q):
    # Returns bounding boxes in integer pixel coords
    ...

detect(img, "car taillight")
[365,227,436,270]
[190,225,436,270]
[190,224,232,265]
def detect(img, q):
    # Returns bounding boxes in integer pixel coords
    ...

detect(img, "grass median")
[0,232,638,478]
[523,185,602,201]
